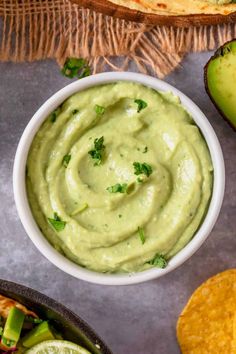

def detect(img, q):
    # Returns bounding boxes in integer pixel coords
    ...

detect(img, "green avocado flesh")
[2,307,25,346]
[206,40,236,129]
[22,321,55,348]
[26,82,213,273]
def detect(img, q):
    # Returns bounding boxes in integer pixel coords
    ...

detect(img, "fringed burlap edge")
[1,0,236,77]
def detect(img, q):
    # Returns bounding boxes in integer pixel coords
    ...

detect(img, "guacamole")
[26,82,213,273]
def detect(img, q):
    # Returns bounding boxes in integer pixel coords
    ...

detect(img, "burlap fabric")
[1,0,236,77]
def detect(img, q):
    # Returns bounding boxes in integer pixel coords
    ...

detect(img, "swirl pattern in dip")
[26,82,213,273]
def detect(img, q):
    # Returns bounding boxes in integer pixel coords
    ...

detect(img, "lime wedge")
[25,340,92,354]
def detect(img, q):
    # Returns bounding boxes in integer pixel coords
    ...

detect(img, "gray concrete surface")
[0,53,235,354]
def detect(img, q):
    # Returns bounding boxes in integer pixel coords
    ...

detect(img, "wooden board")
[71,0,236,27]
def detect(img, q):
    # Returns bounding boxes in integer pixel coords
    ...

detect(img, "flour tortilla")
[108,0,236,16]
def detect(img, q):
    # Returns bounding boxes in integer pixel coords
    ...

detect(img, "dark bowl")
[0,279,112,354]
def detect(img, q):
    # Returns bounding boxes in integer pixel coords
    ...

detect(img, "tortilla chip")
[232,313,236,352]
[0,294,37,319]
[177,269,236,353]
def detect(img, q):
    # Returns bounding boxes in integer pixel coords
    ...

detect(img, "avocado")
[22,321,55,348]
[1,307,25,347]
[205,39,236,130]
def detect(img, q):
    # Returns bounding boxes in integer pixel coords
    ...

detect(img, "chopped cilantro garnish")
[50,108,61,123]
[0,326,3,336]
[143,146,148,153]
[61,57,90,79]
[107,183,128,194]
[88,136,105,166]
[72,109,79,115]
[148,254,167,269]
[118,214,122,218]
[95,105,105,116]
[62,154,71,168]
[134,99,148,113]
[138,227,145,245]
[48,213,66,232]
[133,162,153,177]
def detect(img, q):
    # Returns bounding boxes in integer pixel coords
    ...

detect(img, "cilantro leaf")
[88,136,105,166]
[62,154,71,168]
[148,254,167,269]
[50,108,61,123]
[107,183,128,194]
[133,162,153,177]
[61,57,90,79]
[134,99,148,113]
[95,105,105,116]
[72,109,79,115]
[143,146,148,153]
[138,227,145,245]
[48,213,66,232]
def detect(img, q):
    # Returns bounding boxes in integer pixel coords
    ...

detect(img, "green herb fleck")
[71,203,89,216]
[134,99,148,113]
[143,146,148,153]
[118,214,122,218]
[88,136,105,166]
[138,227,145,245]
[62,154,71,168]
[0,326,3,336]
[72,109,79,115]
[107,183,128,194]
[1,337,15,347]
[148,254,167,269]
[137,177,143,183]
[48,213,66,232]
[133,162,153,177]
[95,105,105,116]
[50,108,61,123]
[25,316,43,324]
[61,57,90,79]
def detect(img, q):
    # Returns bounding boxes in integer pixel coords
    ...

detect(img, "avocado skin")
[204,39,236,131]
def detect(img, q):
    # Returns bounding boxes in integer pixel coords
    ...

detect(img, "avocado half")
[205,39,236,130]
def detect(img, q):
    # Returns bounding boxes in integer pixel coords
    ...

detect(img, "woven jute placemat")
[1,0,236,77]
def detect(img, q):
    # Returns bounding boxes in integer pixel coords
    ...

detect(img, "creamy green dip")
[26,82,213,273]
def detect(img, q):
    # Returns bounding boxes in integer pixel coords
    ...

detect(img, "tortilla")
[108,0,236,16]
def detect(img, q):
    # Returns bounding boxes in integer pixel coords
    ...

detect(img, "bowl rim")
[0,279,112,354]
[13,72,225,286]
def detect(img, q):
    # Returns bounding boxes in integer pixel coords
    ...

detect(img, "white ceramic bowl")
[13,72,225,286]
